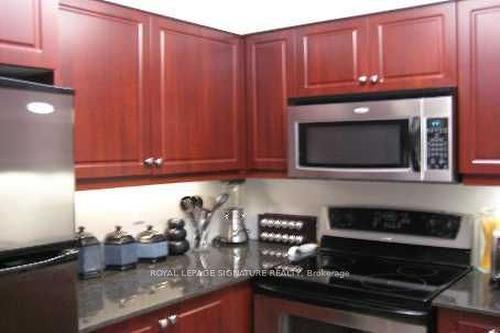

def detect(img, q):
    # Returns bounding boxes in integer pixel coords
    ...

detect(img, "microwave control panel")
[426,118,449,170]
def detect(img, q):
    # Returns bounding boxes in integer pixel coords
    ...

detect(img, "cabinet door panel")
[246,31,293,171]
[438,308,500,333]
[295,18,369,97]
[369,3,456,91]
[0,0,57,69]
[58,0,151,179]
[177,300,223,333]
[151,19,244,175]
[459,0,500,175]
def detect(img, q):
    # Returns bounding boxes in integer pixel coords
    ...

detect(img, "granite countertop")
[78,241,288,333]
[433,269,500,317]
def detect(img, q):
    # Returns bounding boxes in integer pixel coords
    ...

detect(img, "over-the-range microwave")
[288,92,456,183]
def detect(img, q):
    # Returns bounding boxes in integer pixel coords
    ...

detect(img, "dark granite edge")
[79,276,252,333]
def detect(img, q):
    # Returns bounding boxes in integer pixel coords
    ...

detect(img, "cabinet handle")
[158,318,169,330]
[358,75,368,85]
[369,75,380,84]
[168,314,178,325]
[154,158,164,168]
[144,157,155,167]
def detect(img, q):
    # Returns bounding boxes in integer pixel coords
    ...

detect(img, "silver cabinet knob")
[168,314,177,325]
[158,318,169,330]
[144,157,154,167]
[154,157,164,167]
[358,75,368,84]
[369,74,380,84]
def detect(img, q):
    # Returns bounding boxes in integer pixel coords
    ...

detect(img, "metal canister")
[104,226,137,271]
[136,225,168,263]
[76,226,103,279]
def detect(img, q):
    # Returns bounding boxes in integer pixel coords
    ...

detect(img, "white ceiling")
[104,0,449,35]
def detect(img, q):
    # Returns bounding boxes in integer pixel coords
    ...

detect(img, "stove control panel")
[258,213,316,245]
[329,207,461,239]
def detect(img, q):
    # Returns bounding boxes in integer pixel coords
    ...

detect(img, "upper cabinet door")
[459,0,500,175]
[150,18,244,175]
[246,30,294,172]
[294,18,369,97]
[368,3,457,91]
[57,0,152,179]
[0,0,58,69]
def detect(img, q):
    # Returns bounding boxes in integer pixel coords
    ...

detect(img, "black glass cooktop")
[272,249,470,303]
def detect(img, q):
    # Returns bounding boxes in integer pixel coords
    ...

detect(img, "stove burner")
[397,265,439,278]
[361,274,427,292]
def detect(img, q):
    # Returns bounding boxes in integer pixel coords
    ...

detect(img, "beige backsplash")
[76,178,500,260]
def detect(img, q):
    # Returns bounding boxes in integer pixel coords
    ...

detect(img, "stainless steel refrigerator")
[0,76,78,332]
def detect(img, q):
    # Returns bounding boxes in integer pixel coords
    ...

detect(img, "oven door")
[255,294,427,333]
[288,96,454,182]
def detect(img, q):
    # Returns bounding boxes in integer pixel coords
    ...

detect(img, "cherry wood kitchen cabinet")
[458,0,500,182]
[96,283,252,333]
[294,18,369,97]
[438,308,500,333]
[292,2,456,97]
[368,2,457,92]
[0,0,58,69]
[150,17,245,176]
[245,30,295,172]
[57,0,152,179]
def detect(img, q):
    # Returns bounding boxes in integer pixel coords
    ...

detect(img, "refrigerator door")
[0,77,75,254]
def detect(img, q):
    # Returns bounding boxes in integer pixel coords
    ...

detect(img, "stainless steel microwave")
[288,95,455,182]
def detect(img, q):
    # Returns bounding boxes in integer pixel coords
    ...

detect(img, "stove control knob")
[261,219,268,227]
[275,234,283,242]
[260,232,269,241]
[261,249,269,256]
[271,219,280,228]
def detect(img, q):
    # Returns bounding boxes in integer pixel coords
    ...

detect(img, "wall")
[75,181,226,242]
[243,179,500,238]
[103,0,448,34]
[76,179,500,243]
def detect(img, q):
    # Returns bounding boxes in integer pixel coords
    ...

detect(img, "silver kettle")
[219,207,248,244]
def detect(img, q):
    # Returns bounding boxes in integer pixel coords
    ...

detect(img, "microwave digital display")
[298,119,410,168]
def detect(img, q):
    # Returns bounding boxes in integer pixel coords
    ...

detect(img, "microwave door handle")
[410,117,421,172]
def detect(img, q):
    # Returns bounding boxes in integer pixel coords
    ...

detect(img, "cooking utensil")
[180,196,197,230]
[211,193,229,212]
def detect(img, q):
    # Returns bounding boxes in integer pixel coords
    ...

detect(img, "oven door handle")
[410,117,421,172]
[254,282,429,321]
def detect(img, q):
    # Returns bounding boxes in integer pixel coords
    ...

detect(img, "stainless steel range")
[254,207,473,333]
